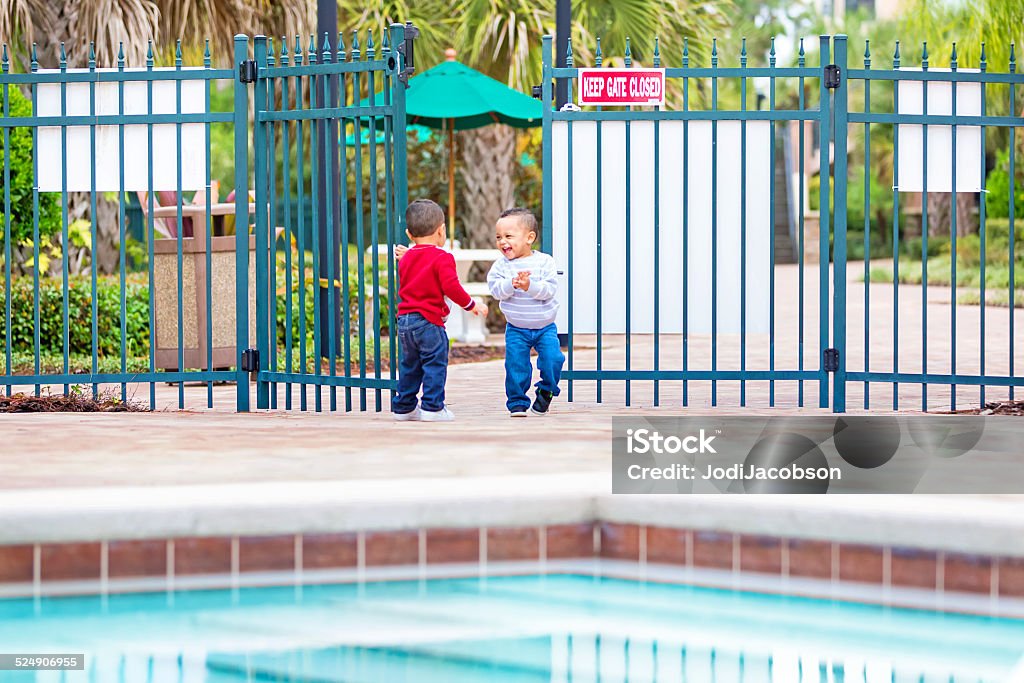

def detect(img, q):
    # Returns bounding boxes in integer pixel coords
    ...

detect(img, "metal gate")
[543,34,1024,413]
[542,34,842,411]
[250,27,409,413]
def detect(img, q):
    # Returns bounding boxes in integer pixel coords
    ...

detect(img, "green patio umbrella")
[368,49,542,246]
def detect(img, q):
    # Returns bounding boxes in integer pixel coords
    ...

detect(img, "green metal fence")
[543,34,1024,413]
[0,36,249,410]
[542,34,838,410]
[250,26,407,412]
[0,28,409,412]
[841,36,1024,412]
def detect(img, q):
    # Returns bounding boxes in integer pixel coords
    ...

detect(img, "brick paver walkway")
[3,264,1021,490]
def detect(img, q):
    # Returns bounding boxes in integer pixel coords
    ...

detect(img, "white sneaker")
[393,408,421,422]
[420,407,455,422]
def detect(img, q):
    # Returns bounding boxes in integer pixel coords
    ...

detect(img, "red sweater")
[397,245,476,326]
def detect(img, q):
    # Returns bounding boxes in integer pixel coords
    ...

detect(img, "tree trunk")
[459,125,516,248]
[926,192,976,238]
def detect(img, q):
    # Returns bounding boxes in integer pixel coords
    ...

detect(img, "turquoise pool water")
[0,574,1022,682]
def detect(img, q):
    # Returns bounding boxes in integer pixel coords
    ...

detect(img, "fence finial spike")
[88,42,95,66]
[381,28,390,54]
[740,37,747,66]
[951,41,957,67]
[204,38,211,62]
[595,36,602,66]
[566,35,573,67]
[338,31,346,62]
[770,36,776,57]
[294,35,302,61]
[864,39,870,60]
[308,34,316,62]
[921,40,928,67]
[624,36,631,66]
[59,42,66,67]
[367,29,376,59]
[118,42,125,66]
[323,31,331,56]
[146,40,153,66]
[30,42,37,71]
[2,45,8,72]
[893,39,900,64]
[267,36,275,66]
[682,36,689,65]
[980,41,986,66]
[1011,42,1016,72]
[653,36,660,67]
[352,29,360,59]
[712,37,718,67]
[175,39,181,63]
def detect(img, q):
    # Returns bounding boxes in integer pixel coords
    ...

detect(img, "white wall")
[551,119,773,335]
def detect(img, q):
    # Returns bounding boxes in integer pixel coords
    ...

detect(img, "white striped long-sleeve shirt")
[486,251,560,330]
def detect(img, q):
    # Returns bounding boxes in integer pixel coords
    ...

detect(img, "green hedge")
[0,274,149,358]
[2,260,392,363]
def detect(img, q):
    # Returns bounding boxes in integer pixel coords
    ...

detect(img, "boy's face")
[495,217,535,260]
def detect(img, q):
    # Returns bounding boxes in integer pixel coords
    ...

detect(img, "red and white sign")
[577,68,665,107]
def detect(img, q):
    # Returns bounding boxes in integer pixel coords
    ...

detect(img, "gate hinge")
[823,348,840,373]
[532,85,542,100]
[238,60,257,83]
[824,64,841,89]
[241,347,260,375]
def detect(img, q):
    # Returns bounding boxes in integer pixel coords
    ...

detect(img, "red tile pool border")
[1,523,1023,609]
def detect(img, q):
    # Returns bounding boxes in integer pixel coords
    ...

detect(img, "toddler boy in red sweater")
[392,199,487,422]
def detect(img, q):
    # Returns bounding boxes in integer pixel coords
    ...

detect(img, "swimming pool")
[1,574,1022,682]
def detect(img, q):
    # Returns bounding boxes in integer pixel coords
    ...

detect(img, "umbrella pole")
[448,121,455,249]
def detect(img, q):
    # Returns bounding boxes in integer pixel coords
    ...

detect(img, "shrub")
[985,148,1024,220]
[274,251,391,352]
[0,274,149,358]
[0,86,61,244]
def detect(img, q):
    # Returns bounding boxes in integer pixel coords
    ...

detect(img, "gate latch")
[239,60,257,83]
[397,22,420,85]
[824,64,841,89]
[241,348,260,375]
[532,85,542,99]
[823,348,840,373]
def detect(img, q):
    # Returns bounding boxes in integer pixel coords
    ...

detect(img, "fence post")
[390,24,408,243]
[831,35,849,413]
[817,35,832,409]
[541,35,553,254]
[234,34,251,412]
[252,35,271,410]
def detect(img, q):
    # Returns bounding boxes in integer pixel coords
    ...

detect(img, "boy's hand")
[512,270,531,291]
[470,300,489,317]
[394,244,409,260]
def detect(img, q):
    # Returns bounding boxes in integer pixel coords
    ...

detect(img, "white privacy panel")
[896,68,982,193]
[36,68,208,192]
[552,119,772,334]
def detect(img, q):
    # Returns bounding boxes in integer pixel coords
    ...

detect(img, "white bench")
[367,244,500,343]
[449,282,493,344]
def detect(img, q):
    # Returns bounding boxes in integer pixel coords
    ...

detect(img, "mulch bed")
[0,391,145,413]
[947,400,1024,416]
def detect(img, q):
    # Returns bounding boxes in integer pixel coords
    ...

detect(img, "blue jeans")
[393,313,449,414]
[504,323,565,411]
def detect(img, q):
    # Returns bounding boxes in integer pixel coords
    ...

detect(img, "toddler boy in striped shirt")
[487,208,565,417]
